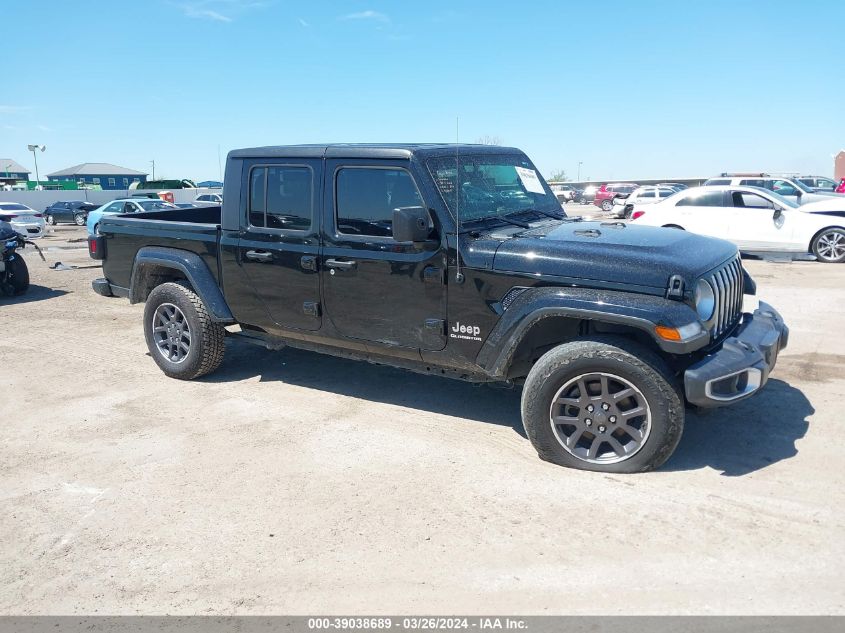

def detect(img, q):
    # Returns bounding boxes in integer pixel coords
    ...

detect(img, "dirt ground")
[1,224,843,615]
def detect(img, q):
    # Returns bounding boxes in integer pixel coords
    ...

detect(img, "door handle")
[245,250,273,262]
[324,258,357,270]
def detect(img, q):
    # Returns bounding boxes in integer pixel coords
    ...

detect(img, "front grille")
[706,256,744,338]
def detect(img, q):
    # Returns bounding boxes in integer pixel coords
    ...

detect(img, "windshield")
[791,179,813,193]
[139,200,177,211]
[427,154,565,223]
[0,203,30,211]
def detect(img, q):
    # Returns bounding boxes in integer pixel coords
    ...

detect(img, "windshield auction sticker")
[514,166,545,194]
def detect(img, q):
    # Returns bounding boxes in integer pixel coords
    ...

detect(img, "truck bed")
[99,206,223,291]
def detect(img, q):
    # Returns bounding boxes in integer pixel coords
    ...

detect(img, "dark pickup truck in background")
[88,143,788,473]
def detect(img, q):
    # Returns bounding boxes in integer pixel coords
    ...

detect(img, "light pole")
[27,144,46,184]
[577,161,583,182]
[150,160,156,180]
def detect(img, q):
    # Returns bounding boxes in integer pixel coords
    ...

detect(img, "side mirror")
[392,206,431,243]
[773,207,783,220]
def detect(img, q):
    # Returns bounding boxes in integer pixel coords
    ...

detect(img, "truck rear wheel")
[143,282,226,380]
[521,337,683,473]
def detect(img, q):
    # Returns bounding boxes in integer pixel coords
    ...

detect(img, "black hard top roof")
[228,143,524,160]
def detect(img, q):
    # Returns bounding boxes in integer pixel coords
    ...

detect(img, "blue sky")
[2,0,843,182]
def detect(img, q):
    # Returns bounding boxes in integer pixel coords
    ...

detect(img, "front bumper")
[684,301,788,408]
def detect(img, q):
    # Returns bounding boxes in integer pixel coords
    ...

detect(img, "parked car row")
[86,198,180,236]
[551,182,691,210]
[702,173,843,205]
[0,190,222,240]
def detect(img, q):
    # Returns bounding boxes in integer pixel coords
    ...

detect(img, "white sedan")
[628,185,845,263]
[0,202,45,239]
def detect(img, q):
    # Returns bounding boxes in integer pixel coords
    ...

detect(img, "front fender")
[130,246,234,323]
[476,286,708,378]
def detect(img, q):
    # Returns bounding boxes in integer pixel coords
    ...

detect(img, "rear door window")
[249,165,313,231]
[730,191,774,209]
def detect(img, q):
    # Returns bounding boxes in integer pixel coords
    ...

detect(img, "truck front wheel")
[143,282,226,380]
[521,337,683,473]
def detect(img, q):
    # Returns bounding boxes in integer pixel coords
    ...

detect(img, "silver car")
[0,202,45,239]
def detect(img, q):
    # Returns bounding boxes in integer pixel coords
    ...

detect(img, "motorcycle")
[0,218,45,296]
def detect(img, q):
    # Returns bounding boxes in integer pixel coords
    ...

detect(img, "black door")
[321,160,447,351]
[55,202,71,222]
[237,159,322,331]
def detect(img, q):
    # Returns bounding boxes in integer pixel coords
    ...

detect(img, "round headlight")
[694,279,715,321]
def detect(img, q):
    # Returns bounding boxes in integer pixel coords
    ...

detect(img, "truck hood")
[490,221,737,290]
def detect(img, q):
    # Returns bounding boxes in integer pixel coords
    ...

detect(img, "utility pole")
[577,161,583,182]
[150,160,156,180]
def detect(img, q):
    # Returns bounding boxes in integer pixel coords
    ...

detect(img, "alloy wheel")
[151,303,192,364]
[816,230,845,262]
[549,372,652,464]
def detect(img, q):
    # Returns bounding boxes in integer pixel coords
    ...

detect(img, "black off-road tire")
[8,256,29,295]
[521,336,684,473]
[143,281,226,380]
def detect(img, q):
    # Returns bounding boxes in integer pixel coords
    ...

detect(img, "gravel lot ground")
[1,223,843,615]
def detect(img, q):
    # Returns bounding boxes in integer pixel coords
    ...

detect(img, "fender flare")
[476,286,708,378]
[130,246,234,323]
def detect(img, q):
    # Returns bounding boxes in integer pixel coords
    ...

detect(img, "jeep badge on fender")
[89,143,788,473]
[451,322,482,341]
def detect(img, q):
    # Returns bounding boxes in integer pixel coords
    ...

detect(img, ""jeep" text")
[451,322,481,337]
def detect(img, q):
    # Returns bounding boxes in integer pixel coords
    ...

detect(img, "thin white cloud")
[0,105,32,114]
[183,5,232,22]
[178,0,268,23]
[341,10,390,23]
[36,124,53,132]
[194,9,231,21]
[298,17,309,27]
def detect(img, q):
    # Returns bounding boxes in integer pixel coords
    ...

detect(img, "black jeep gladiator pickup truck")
[89,144,788,473]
